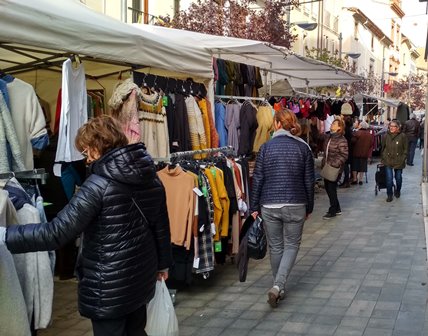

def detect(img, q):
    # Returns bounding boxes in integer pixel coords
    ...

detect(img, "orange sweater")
[158,166,195,250]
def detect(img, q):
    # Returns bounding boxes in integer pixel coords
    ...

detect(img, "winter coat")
[250,131,315,215]
[403,118,420,139]
[381,131,408,169]
[321,133,348,171]
[5,143,173,320]
[238,101,258,156]
[351,129,374,159]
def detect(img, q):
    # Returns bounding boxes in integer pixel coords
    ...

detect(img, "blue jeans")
[407,138,417,165]
[385,166,402,196]
[261,205,306,291]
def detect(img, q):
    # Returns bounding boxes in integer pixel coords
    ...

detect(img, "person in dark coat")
[321,118,348,219]
[250,109,314,308]
[350,121,374,185]
[0,116,172,336]
[403,113,420,166]
[339,115,353,188]
[381,119,408,202]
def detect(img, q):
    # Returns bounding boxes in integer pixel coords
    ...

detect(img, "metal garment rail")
[215,95,266,101]
[169,146,234,159]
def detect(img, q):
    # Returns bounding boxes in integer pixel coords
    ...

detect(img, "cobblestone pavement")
[39,153,428,336]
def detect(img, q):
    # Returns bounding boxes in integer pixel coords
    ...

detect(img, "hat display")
[341,102,353,115]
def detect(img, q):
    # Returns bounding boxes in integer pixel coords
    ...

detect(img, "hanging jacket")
[381,131,408,169]
[5,143,173,320]
[238,101,258,156]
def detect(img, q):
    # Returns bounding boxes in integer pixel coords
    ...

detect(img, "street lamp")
[338,33,361,60]
[294,22,318,31]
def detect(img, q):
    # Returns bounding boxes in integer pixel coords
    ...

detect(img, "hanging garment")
[0,93,25,172]
[195,172,215,274]
[238,101,258,156]
[172,94,191,152]
[157,166,195,250]
[253,105,273,152]
[185,96,207,159]
[196,98,211,148]
[205,99,219,148]
[55,59,87,167]
[120,90,140,144]
[0,191,31,336]
[225,102,241,152]
[139,91,170,158]
[215,102,228,147]
[13,203,53,330]
[5,76,48,170]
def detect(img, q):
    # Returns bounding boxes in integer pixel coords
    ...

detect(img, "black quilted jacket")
[6,143,172,319]
[250,133,315,215]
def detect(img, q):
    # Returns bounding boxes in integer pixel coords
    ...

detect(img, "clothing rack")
[170,146,235,159]
[292,90,352,101]
[0,168,49,185]
[215,95,266,102]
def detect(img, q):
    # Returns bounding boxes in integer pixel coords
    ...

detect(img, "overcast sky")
[401,0,428,47]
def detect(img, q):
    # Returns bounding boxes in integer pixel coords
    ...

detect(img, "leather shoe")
[394,190,400,198]
[386,195,393,202]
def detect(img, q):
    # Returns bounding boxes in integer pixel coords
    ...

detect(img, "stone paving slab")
[39,154,428,336]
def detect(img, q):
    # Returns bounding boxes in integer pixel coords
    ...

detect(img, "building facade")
[82,0,423,98]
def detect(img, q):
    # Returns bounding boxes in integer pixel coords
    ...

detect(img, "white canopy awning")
[134,24,363,89]
[0,0,363,89]
[361,94,401,108]
[0,0,212,78]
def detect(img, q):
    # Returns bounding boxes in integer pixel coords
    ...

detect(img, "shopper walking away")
[403,113,419,166]
[350,121,374,185]
[0,116,172,336]
[321,119,348,219]
[250,109,314,308]
[381,119,408,202]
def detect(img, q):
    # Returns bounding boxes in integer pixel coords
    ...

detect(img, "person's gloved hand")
[0,227,6,245]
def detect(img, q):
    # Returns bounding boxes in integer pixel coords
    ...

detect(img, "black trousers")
[91,304,147,336]
[324,179,340,214]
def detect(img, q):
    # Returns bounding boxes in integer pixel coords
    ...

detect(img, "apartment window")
[354,22,359,40]
[352,61,357,73]
[369,63,374,75]
[131,0,141,23]
[403,53,406,66]
[371,35,374,51]
[333,16,339,32]
[324,10,331,29]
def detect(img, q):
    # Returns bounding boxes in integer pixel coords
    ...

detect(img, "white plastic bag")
[145,279,179,336]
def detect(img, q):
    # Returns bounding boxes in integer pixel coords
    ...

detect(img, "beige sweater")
[157,166,195,250]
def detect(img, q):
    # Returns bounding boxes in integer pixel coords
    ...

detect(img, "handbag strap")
[325,139,331,159]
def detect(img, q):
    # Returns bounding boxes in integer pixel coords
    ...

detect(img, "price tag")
[162,96,168,107]
[193,257,200,269]
[193,187,203,196]
[214,241,222,252]
[53,163,62,177]
[199,224,204,232]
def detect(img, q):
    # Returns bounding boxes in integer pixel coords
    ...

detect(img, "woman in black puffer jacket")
[0,116,172,336]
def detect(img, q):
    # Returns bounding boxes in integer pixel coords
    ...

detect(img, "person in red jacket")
[350,121,374,185]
